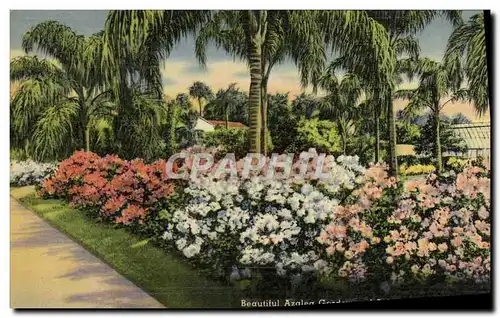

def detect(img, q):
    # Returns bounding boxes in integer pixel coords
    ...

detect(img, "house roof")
[205,119,247,128]
[451,122,490,150]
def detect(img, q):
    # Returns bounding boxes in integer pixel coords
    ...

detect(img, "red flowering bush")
[39,151,175,225]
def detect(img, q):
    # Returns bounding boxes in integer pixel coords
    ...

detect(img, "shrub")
[285,119,342,155]
[10,160,58,186]
[400,164,436,176]
[161,151,367,288]
[39,151,175,225]
[445,157,470,173]
[203,127,273,159]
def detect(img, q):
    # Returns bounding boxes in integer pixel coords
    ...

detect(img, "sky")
[10,10,489,122]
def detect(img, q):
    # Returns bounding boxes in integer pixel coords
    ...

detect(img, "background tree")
[445,12,488,115]
[360,10,462,175]
[415,116,467,160]
[290,93,322,120]
[10,21,113,161]
[319,71,364,154]
[103,10,210,158]
[188,81,213,116]
[450,112,472,124]
[395,57,466,172]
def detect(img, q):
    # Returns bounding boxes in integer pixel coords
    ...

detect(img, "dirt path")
[10,196,164,308]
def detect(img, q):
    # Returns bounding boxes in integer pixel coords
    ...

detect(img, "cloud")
[232,71,248,79]
[162,78,177,86]
[181,64,211,75]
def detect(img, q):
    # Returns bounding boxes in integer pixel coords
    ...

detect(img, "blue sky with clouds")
[10,10,487,121]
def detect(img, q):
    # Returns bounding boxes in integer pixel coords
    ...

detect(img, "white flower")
[175,238,187,250]
[162,231,173,240]
[182,244,201,258]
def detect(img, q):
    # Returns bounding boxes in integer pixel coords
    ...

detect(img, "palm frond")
[31,101,78,161]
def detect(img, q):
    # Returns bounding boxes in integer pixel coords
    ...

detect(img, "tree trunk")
[387,89,398,176]
[198,97,203,117]
[260,76,268,156]
[342,132,347,155]
[225,104,229,129]
[79,105,87,152]
[375,112,380,163]
[434,110,442,172]
[85,125,90,152]
[247,11,265,154]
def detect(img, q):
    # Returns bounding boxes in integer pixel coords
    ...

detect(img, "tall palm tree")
[365,10,463,175]
[395,57,466,172]
[103,10,210,158]
[10,21,113,161]
[319,71,364,154]
[196,10,395,154]
[188,81,213,116]
[445,12,488,115]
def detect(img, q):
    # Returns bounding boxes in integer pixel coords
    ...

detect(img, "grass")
[10,186,240,309]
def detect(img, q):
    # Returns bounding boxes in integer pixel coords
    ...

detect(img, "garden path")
[10,196,164,308]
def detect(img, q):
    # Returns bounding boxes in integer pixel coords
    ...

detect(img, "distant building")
[193,117,247,133]
[447,122,490,159]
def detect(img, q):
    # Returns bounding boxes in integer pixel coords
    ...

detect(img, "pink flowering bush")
[38,151,175,226]
[317,162,490,297]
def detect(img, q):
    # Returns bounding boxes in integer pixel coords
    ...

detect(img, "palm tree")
[394,57,466,172]
[364,10,463,175]
[103,10,210,158]
[188,81,213,116]
[204,85,249,125]
[10,21,113,161]
[319,71,364,154]
[445,12,489,115]
[196,11,396,154]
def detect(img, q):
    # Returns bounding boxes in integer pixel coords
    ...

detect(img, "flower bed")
[10,160,57,186]
[38,151,175,225]
[36,150,491,299]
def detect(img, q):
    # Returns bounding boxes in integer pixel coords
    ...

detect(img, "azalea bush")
[10,160,58,186]
[38,151,175,226]
[161,151,367,293]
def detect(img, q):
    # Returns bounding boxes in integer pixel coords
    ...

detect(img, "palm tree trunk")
[198,97,203,117]
[434,109,443,172]
[79,105,87,152]
[247,11,264,154]
[374,110,380,163]
[260,76,268,155]
[387,89,398,176]
[85,126,91,152]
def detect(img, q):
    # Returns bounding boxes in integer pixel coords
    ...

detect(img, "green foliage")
[415,117,467,160]
[445,13,488,115]
[188,81,213,116]
[203,127,248,160]
[396,121,421,144]
[285,118,342,155]
[202,127,273,159]
[203,83,248,125]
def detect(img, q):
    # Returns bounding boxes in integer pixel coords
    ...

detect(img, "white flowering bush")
[10,160,57,186]
[162,153,367,287]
